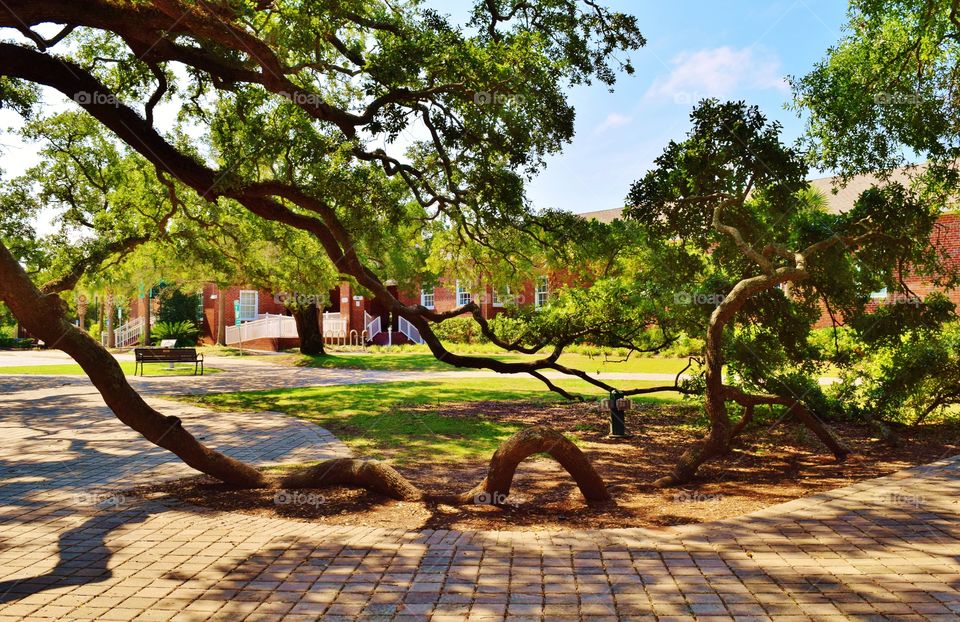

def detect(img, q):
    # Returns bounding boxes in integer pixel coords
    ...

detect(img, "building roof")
[576,165,934,222]
[808,164,930,214]
[577,207,625,223]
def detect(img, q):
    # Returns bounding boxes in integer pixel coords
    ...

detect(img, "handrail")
[397,316,425,344]
[225,313,297,345]
[114,317,145,348]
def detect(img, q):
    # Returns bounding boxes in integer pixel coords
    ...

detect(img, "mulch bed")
[129,400,960,531]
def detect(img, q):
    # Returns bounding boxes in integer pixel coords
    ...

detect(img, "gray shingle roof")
[576,165,935,221]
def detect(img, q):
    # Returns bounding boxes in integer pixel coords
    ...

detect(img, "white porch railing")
[322,312,347,338]
[114,317,145,348]
[364,311,381,340]
[225,313,297,345]
[398,316,425,344]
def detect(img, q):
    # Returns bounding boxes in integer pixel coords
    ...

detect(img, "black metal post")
[609,389,626,437]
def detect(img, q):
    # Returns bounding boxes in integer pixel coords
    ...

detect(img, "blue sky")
[503,0,851,215]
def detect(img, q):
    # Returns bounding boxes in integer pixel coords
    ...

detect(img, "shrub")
[0,337,35,349]
[157,288,202,325]
[151,320,199,347]
[432,316,488,344]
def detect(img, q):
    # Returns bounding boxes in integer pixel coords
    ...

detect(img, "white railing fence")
[225,313,297,345]
[114,317,145,348]
[364,311,381,340]
[397,316,425,344]
[322,312,347,339]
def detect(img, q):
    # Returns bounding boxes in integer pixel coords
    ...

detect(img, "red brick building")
[113,167,959,349]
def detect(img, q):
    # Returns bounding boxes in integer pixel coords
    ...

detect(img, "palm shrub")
[151,320,199,347]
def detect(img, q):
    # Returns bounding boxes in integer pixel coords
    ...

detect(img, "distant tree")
[622,100,954,485]
[792,0,960,185]
[156,287,201,326]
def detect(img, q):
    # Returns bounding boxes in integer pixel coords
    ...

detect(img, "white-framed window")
[456,281,472,306]
[420,288,435,309]
[492,286,505,307]
[492,286,512,307]
[238,290,259,321]
[535,276,549,308]
[870,287,888,300]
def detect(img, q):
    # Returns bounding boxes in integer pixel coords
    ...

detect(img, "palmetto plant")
[151,320,198,348]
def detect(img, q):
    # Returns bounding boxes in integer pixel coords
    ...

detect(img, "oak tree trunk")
[293,302,325,356]
[216,290,226,346]
[655,311,733,487]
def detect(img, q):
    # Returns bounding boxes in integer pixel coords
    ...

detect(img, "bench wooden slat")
[133,348,203,375]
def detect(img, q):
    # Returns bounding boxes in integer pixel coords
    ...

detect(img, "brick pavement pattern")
[0,374,959,621]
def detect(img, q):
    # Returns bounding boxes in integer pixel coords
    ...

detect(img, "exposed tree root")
[272,426,612,506]
[277,458,423,501]
[655,387,851,488]
[451,425,612,506]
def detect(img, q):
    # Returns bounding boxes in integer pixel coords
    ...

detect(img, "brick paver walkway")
[1,375,959,621]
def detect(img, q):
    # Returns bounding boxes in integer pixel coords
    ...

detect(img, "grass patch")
[0,362,220,376]
[292,350,693,375]
[183,377,681,464]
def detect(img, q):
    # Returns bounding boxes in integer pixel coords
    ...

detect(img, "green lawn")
[184,377,681,464]
[293,350,693,375]
[0,362,220,376]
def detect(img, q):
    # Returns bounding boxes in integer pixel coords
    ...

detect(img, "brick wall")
[200,284,291,344]
[814,212,960,328]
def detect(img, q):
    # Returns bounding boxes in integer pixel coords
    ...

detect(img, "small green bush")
[151,320,199,347]
[0,337,35,349]
[431,316,488,344]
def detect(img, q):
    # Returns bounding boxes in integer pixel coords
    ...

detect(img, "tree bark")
[453,425,612,506]
[215,289,226,346]
[105,295,116,348]
[654,298,733,487]
[0,243,612,508]
[278,458,421,500]
[292,302,325,356]
[141,294,151,346]
[790,404,850,461]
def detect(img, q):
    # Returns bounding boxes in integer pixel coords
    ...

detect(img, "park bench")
[134,347,204,376]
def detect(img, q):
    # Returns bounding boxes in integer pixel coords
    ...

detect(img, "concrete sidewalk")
[0,375,958,621]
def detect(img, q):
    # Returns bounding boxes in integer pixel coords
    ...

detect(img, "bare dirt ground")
[130,401,960,531]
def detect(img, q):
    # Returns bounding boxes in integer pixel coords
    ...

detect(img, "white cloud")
[645,46,788,105]
[594,113,633,134]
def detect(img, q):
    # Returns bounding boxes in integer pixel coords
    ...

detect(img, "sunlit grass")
[291,350,693,375]
[184,377,682,463]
